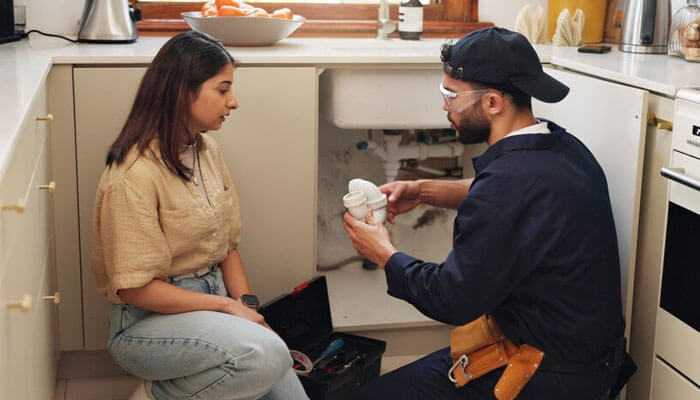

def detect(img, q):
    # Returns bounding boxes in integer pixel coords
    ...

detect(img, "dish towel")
[514,4,547,45]
[552,8,585,46]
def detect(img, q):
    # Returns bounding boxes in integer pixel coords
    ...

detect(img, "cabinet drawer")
[0,265,36,400]
[0,85,50,270]
[652,357,700,400]
[1,137,50,283]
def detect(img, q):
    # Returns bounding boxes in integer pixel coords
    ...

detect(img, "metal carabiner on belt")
[448,354,470,383]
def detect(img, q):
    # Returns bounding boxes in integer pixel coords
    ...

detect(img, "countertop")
[2,35,700,197]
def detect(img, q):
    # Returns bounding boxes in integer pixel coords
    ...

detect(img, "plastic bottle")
[399,0,423,40]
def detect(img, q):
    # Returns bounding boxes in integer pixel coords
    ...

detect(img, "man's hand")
[380,180,421,224]
[343,212,397,268]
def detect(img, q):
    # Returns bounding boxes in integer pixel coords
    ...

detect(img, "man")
[342,28,631,399]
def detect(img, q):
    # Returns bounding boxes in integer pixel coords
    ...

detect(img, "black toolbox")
[259,276,386,400]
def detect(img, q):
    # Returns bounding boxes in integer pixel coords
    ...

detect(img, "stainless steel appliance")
[654,88,700,396]
[77,0,140,43]
[620,0,671,53]
[0,0,22,44]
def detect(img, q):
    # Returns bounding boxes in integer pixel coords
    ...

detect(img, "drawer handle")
[43,292,61,304]
[7,294,33,311]
[661,167,700,192]
[1,199,26,213]
[36,114,54,122]
[38,181,56,193]
[647,113,673,131]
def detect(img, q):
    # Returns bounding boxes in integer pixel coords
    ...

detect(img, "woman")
[92,31,308,400]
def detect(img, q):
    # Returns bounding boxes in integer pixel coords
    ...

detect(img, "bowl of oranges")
[182,0,305,46]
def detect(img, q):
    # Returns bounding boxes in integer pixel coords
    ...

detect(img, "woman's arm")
[118,280,228,314]
[220,249,252,299]
[118,279,265,324]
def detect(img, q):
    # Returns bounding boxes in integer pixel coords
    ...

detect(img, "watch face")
[241,294,260,309]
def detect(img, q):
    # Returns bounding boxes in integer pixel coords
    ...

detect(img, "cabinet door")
[627,94,674,400]
[74,67,146,350]
[533,67,648,339]
[74,67,318,349]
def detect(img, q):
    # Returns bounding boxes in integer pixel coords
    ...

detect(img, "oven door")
[656,150,700,385]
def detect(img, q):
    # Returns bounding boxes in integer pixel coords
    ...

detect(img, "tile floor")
[54,354,421,400]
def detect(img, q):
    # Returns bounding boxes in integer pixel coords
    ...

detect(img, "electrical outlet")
[14,4,26,32]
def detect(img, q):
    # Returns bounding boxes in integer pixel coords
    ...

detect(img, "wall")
[480,0,685,32]
[15,0,85,36]
[13,1,687,38]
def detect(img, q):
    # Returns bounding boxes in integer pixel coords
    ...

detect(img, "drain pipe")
[357,130,464,182]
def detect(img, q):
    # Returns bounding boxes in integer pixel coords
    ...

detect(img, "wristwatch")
[240,294,260,310]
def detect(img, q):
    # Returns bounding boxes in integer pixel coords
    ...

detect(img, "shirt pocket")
[160,205,217,255]
[213,187,241,249]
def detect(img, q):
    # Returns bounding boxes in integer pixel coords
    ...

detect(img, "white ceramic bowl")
[182,11,305,46]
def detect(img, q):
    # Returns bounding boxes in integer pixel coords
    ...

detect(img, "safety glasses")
[439,82,490,113]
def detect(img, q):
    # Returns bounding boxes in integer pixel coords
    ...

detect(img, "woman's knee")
[225,328,293,392]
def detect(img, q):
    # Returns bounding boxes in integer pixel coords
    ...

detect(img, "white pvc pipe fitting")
[347,178,387,224]
[343,191,369,221]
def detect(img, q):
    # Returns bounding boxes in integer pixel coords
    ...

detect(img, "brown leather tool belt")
[448,315,544,400]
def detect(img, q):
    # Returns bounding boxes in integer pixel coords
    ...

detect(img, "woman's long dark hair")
[106,31,235,180]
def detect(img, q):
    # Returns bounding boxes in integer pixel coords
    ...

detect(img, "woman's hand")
[380,180,421,223]
[219,297,268,328]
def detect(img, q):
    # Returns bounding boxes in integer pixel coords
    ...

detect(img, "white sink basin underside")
[320,68,451,130]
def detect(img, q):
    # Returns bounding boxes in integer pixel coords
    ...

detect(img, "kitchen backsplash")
[15,0,687,38]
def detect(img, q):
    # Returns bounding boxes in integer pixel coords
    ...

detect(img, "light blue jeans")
[107,266,309,400]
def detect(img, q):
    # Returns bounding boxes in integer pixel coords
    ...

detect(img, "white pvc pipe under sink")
[364,131,464,181]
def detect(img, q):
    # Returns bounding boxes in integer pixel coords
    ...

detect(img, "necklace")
[192,143,199,186]
[192,141,213,207]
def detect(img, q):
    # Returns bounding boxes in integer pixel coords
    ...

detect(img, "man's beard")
[449,104,491,145]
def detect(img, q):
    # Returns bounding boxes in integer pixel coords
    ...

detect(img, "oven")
[654,88,700,394]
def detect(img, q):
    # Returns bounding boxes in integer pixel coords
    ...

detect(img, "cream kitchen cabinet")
[628,94,674,400]
[0,82,58,399]
[534,66,649,340]
[54,66,318,350]
[534,68,677,400]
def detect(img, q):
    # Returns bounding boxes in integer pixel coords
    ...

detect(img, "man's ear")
[483,92,505,117]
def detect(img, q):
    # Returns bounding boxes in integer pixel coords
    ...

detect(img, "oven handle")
[661,167,700,192]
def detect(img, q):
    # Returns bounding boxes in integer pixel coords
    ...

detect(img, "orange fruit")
[271,8,293,20]
[216,0,241,9]
[218,5,247,16]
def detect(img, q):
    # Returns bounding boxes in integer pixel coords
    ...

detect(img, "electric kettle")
[78,0,141,43]
[620,0,671,53]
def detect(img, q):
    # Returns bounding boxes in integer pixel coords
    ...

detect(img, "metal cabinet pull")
[7,294,33,311]
[38,181,56,192]
[42,292,61,304]
[0,199,26,213]
[661,167,700,192]
[36,114,54,122]
[647,113,673,131]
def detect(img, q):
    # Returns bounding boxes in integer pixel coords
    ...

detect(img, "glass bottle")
[398,0,423,41]
[669,0,700,57]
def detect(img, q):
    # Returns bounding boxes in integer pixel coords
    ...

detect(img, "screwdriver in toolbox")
[312,339,345,367]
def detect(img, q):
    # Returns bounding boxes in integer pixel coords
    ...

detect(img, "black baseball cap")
[441,27,569,103]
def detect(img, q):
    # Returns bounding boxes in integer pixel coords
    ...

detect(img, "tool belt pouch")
[449,316,544,400]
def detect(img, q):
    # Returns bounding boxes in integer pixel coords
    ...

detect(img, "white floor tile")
[65,376,138,400]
